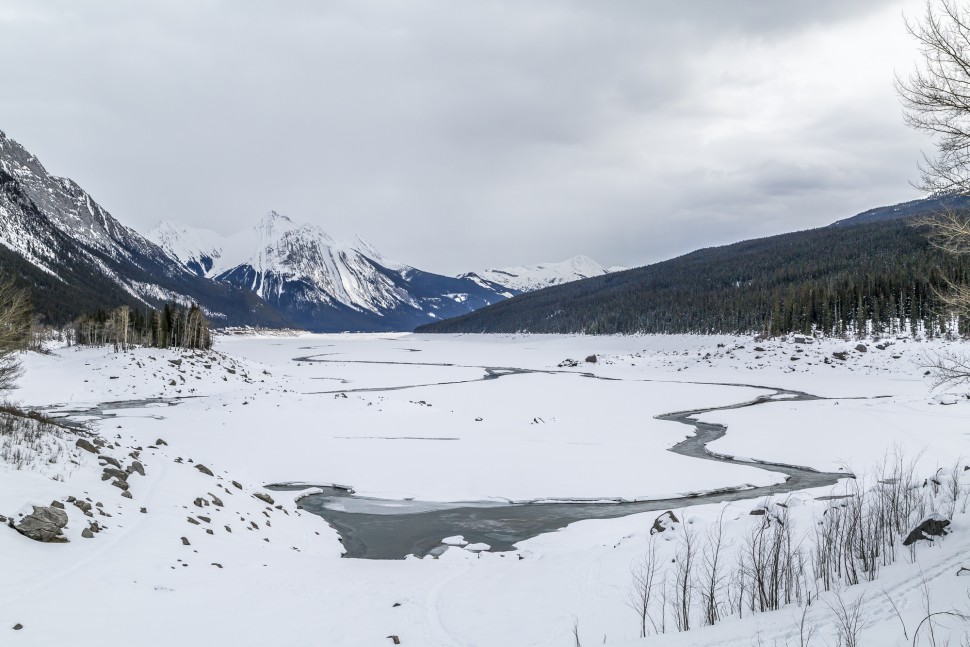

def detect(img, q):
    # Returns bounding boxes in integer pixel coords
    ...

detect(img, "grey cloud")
[0,0,929,274]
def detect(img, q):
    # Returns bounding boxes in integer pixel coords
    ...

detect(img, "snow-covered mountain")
[147,213,513,331]
[459,256,617,293]
[0,130,285,326]
[0,127,613,331]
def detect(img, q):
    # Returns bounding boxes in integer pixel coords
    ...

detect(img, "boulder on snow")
[903,514,950,546]
[15,505,69,543]
[128,460,145,476]
[832,351,849,361]
[253,492,275,505]
[557,359,579,368]
[75,438,99,454]
[855,344,868,353]
[99,455,121,469]
[194,464,214,477]
[585,355,597,364]
[650,510,680,535]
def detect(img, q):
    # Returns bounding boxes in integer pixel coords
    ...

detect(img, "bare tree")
[898,2,970,375]
[898,1,970,196]
[671,520,698,632]
[0,275,31,392]
[628,537,660,637]
[826,591,867,647]
[699,508,731,627]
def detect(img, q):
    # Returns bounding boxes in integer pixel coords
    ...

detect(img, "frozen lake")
[7,332,969,647]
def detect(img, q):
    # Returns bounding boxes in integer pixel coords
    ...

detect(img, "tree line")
[70,303,212,351]
[417,217,970,338]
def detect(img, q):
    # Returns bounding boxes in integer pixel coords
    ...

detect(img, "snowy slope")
[459,254,616,293]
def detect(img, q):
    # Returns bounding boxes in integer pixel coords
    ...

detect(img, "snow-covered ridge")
[459,255,616,293]
[148,212,418,315]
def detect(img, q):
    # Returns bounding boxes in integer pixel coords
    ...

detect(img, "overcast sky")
[0,0,934,274]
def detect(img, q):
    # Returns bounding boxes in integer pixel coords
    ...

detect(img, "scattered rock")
[181,537,191,546]
[15,506,69,543]
[155,438,168,446]
[832,351,848,361]
[211,563,223,568]
[121,491,132,499]
[111,479,129,491]
[650,510,679,535]
[585,354,597,363]
[750,508,767,516]
[793,336,812,344]
[140,507,147,513]
[187,517,200,525]
[75,438,99,454]
[903,514,950,546]
[231,480,243,490]
[81,528,94,539]
[103,468,127,481]
[13,624,22,631]
[855,344,868,353]
[195,464,214,477]
[557,359,579,368]
[253,492,275,505]
[753,346,766,352]
[387,636,400,645]
[208,493,224,507]
[129,461,146,476]
[50,500,64,510]
[99,455,122,469]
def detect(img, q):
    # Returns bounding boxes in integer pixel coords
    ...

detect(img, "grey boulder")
[15,506,69,543]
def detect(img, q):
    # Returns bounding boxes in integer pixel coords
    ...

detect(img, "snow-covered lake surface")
[3,332,969,646]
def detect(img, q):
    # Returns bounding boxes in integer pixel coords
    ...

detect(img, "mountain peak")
[459,255,613,293]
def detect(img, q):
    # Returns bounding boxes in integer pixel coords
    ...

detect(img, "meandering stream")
[39,355,856,560]
[283,355,852,559]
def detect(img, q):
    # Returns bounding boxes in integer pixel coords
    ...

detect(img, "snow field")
[0,332,966,646]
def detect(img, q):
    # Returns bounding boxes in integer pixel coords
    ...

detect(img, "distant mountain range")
[0,129,612,331]
[418,197,970,336]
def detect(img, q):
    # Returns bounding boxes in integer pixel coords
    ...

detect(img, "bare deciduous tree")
[826,591,867,647]
[700,508,730,627]
[671,520,697,632]
[0,276,31,392]
[628,537,660,638]
[898,1,970,196]
[898,2,970,381]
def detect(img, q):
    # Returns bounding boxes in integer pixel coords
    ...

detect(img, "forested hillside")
[416,217,970,336]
